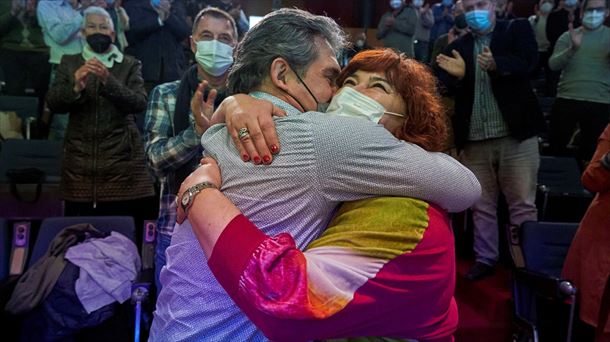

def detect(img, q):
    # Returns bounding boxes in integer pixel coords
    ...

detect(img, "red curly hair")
[337,49,448,152]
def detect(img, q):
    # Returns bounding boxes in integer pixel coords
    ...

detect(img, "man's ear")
[269,57,290,91]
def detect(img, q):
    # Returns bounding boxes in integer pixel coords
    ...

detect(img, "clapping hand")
[568,23,582,51]
[477,46,496,71]
[190,80,218,136]
[153,0,171,21]
[436,49,466,79]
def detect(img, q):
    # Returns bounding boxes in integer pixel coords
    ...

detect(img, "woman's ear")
[269,57,290,91]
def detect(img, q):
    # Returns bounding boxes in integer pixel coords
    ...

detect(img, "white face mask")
[413,0,424,7]
[390,0,403,9]
[325,87,403,123]
[582,10,606,30]
[195,40,234,77]
[540,2,553,13]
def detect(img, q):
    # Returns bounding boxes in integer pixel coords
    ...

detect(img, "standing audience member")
[144,7,238,290]
[529,0,555,96]
[548,0,610,163]
[431,0,467,64]
[377,0,419,57]
[37,0,86,140]
[101,0,130,51]
[124,0,190,93]
[435,0,545,281]
[341,31,372,66]
[414,0,435,63]
[0,0,50,121]
[46,7,155,226]
[430,0,455,57]
[547,0,582,95]
[202,0,249,39]
[562,124,610,342]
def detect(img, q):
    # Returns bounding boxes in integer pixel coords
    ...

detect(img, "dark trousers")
[549,98,610,162]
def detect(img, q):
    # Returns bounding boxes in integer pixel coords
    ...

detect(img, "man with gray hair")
[150,8,480,341]
[46,6,154,226]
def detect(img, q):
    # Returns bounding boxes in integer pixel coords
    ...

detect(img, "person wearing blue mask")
[377,0,419,57]
[143,7,239,291]
[435,0,545,281]
[548,0,610,163]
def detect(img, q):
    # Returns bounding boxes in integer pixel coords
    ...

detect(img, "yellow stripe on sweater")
[306,197,429,260]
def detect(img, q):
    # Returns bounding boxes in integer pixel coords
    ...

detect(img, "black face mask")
[86,33,113,53]
[454,14,468,30]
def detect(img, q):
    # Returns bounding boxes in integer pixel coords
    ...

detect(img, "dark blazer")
[124,0,191,84]
[434,19,545,149]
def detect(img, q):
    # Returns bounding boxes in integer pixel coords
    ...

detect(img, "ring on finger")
[238,127,249,140]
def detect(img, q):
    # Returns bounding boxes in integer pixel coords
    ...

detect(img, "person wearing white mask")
[413,0,435,63]
[435,0,545,281]
[548,0,610,163]
[529,0,555,95]
[143,7,238,291]
[377,0,419,56]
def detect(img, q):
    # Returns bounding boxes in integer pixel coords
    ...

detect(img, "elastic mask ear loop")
[290,64,322,110]
[383,111,405,118]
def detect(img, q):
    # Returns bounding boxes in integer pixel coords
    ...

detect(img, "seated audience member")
[176,49,468,341]
[563,124,610,342]
[144,7,238,291]
[150,8,481,341]
[45,7,154,225]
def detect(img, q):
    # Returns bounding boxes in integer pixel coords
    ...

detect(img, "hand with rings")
[210,94,287,165]
[238,127,250,140]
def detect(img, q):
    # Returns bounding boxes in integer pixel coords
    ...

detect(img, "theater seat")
[509,221,579,342]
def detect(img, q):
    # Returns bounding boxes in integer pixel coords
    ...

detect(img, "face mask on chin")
[86,33,113,54]
[582,10,605,29]
[325,87,403,123]
[195,39,234,77]
[287,64,330,112]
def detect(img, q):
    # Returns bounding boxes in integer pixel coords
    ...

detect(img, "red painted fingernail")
[242,154,249,161]
[253,156,261,164]
[263,155,271,164]
[270,145,279,154]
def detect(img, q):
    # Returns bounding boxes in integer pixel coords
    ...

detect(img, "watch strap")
[182,181,218,215]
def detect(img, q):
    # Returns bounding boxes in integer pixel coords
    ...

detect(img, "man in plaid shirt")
[144,8,238,290]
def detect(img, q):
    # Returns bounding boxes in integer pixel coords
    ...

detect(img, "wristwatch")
[180,181,217,216]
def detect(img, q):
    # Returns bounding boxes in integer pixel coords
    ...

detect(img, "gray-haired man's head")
[227,8,348,112]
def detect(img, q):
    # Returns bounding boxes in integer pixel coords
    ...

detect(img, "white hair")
[82,6,115,31]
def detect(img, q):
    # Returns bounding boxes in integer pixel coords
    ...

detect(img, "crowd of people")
[1,0,609,340]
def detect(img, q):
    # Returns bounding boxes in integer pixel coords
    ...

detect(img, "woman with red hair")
[178,49,457,342]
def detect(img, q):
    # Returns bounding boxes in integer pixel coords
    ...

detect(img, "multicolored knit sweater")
[208,197,458,342]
